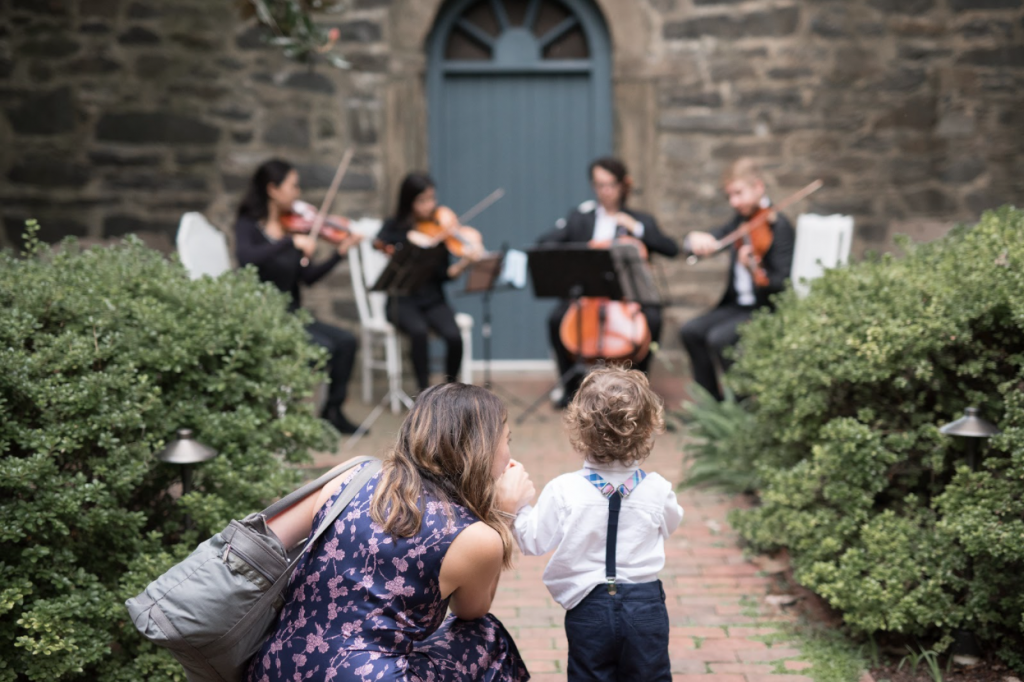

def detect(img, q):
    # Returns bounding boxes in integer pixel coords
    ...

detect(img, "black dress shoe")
[323,407,365,435]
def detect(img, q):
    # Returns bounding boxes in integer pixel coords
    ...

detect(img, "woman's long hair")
[394,172,435,230]
[370,383,514,567]
[589,156,631,208]
[237,159,293,221]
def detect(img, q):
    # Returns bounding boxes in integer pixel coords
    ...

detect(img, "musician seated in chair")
[679,157,795,402]
[234,159,364,434]
[537,157,679,408]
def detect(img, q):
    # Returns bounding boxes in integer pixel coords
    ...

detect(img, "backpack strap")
[582,468,647,594]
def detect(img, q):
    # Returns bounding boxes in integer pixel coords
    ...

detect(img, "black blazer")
[537,202,680,259]
[709,211,795,310]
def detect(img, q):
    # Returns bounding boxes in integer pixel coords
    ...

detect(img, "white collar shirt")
[592,205,645,242]
[512,458,684,610]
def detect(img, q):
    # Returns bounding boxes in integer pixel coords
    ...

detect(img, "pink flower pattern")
[246,465,528,682]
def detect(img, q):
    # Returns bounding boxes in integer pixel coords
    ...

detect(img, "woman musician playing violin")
[678,157,796,402]
[537,157,680,408]
[374,172,482,392]
[234,158,364,434]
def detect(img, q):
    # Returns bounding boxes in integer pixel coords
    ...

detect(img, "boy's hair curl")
[564,366,665,465]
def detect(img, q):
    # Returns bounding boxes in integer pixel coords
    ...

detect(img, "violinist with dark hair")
[234,158,364,434]
[537,156,679,408]
[679,157,795,402]
[373,172,481,392]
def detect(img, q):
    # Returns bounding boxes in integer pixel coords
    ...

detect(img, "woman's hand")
[737,243,759,271]
[614,212,642,236]
[494,459,535,515]
[291,234,317,257]
[336,232,363,257]
[685,231,718,257]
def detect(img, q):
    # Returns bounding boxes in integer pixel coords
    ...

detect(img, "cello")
[558,230,653,365]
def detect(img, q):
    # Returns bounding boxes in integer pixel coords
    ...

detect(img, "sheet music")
[610,242,661,306]
[498,249,528,289]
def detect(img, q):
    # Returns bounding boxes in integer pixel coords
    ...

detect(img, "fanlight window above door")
[444,0,590,62]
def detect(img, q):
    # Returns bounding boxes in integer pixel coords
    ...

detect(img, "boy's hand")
[495,460,534,515]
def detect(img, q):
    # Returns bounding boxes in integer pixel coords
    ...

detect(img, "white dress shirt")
[513,459,684,610]
[592,205,645,242]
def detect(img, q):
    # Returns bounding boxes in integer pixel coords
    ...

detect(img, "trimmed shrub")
[725,207,1024,665]
[0,228,333,681]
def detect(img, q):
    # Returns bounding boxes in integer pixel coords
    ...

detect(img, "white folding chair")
[176,212,231,279]
[347,219,474,415]
[790,213,854,298]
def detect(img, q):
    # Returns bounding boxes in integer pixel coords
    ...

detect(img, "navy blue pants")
[564,581,671,682]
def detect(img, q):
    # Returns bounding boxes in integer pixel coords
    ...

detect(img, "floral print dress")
[247,464,530,681]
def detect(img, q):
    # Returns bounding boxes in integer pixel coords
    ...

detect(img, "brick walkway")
[316,370,811,681]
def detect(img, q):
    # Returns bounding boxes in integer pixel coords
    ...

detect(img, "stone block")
[79,20,111,33]
[67,54,122,74]
[659,112,753,135]
[736,88,802,108]
[96,112,221,145]
[284,71,336,94]
[664,6,799,40]
[118,26,161,45]
[79,0,119,18]
[8,157,90,188]
[29,62,53,83]
[810,6,854,38]
[710,140,782,160]
[355,0,391,7]
[348,105,378,144]
[13,0,69,14]
[135,54,171,78]
[867,0,936,14]
[940,156,985,184]
[766,67,813,80]
[950,0,1020,10]
[88,150,163,166]
[661,90,723,108]
[4,87,77,134]
[176,151,215,166]
[865,67,927,91]
[231,130,253,144]
[936,111,976,138]
[957,47,1024,68]
[333,19,382,43]
[210,105,253,122]
[236,24,273,50]
[263,116,310,148]
[347,52,389,72]
[19,36,80,58]
[105,172,208,192]
[899,44,953,61]
[957,19,1013,39]
[0,57,13,79]
[890,158,932,184]
[4,215,89,243]
[903,187,958,214]
[128,2,161,19]
[874,95,938,130]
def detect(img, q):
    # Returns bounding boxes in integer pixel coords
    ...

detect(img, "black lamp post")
[937,406,1000,663]
[157,429,219,526]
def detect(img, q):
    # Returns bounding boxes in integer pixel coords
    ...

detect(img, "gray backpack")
[125,456,381,682]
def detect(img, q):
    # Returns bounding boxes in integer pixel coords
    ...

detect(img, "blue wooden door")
[427,0,612,363]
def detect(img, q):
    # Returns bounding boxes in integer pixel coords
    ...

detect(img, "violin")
[684,179,823,287]
[407,205,484,258]
[289,149,357,266]
[281,200,351,244]
[559,228,652,364]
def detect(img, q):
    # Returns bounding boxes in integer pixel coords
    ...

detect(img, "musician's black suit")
[679,210,794,401]
[536,201,679,402]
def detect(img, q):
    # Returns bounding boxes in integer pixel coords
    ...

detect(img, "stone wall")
[2,0,1023,341]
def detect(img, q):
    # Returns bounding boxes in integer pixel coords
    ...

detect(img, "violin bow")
[457,188,505,224]
[302,148,355,266]
[715,178,824,251]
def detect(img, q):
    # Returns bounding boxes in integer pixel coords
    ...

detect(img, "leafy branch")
[241,0,351,69]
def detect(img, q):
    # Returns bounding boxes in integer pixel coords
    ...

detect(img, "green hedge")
[0,228,333,681]
[725,206,1024,665]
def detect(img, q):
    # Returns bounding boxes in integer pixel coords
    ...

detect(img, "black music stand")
[345,242,447,448]
[515,245,627,424]
[460,249,531,408]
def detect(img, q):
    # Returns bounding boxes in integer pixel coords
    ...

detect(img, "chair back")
[790,213,854,298]
[346,218,385,325]
[176,212,231,280]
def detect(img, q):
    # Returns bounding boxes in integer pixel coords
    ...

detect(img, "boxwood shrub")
[724,206,1024,665]
[0,228,333,681]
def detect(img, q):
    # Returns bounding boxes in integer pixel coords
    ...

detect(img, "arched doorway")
[426,0,612,364]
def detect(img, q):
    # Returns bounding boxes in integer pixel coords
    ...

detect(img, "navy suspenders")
[583,468,647,595]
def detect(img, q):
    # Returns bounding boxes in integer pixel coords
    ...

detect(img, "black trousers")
[305,320,358,410]
[388,298,463,391]
[678,303,754,401]
[547,301,662,396]
[564,581,671,682]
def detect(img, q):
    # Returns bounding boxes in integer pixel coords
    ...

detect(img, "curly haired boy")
[513,366,683,681]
